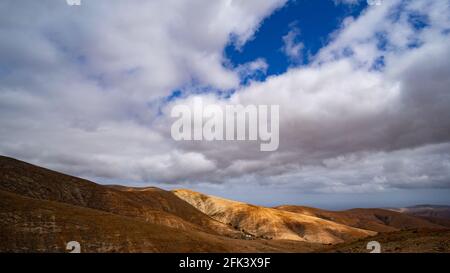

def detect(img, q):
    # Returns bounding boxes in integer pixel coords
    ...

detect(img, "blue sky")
[171,0,369,96]
[226,0,368,77]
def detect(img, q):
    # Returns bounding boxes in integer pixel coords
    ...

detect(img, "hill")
[275,205,444,232]
[0,189,323,252]
[322,229,450,253]
[0,155,323,252]
[0,156,239,238]
[172,189,376,244]
[391,205,450,219]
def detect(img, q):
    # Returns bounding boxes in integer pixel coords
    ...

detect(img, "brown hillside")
[0,156,239,237]
[275,205,446,232]
[0,189,322,253]
[172,189,376,244]
[322,228,450,253]
[392,205,450,219]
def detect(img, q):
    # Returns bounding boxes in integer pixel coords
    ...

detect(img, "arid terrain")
[1,155,449,253]
[173,189,376,243]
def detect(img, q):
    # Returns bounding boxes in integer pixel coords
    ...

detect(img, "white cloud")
[282,24,304,62]
[333,0,362,6]
[236,58,268,80]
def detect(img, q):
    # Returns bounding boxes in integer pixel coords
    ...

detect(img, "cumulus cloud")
[0,0,449,199]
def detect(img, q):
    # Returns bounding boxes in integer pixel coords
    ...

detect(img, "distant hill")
[322,229,450,253]
[391,205,450,219]
[275,205,444,232]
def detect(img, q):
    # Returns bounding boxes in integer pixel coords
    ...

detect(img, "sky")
[1,0,450,209]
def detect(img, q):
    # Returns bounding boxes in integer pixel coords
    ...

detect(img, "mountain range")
[0,155,449,253]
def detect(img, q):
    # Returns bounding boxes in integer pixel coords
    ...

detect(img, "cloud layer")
[1,0,449,200]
